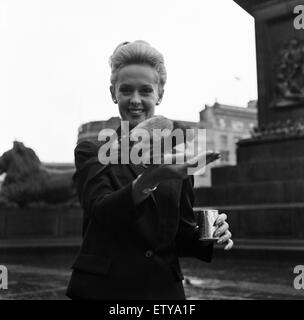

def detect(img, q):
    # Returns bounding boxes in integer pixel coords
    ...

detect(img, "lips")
[128,108,145,115]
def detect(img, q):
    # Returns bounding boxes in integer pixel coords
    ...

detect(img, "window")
[220,135,228,148]
[220,150,230,163]
[218,118,226,129]
[231,120,244,131]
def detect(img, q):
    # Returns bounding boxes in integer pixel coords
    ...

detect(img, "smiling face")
[110,64,163,129]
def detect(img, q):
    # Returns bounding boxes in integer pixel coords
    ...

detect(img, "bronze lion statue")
[0,141,77,207]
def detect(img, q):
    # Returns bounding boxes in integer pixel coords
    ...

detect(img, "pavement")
[0,252,303,300]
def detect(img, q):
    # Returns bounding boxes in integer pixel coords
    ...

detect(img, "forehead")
[116,64,159,86]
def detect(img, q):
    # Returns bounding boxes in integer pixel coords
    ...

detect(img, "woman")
[66,40,233,300]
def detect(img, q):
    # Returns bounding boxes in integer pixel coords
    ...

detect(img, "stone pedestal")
[195,0,304,249]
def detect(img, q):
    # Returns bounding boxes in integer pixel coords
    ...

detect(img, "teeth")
[129,109,144,114]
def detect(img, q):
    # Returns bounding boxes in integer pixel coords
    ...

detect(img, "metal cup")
[196,209,219,241]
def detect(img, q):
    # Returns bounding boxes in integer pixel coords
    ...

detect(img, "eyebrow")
[119,83,154,88]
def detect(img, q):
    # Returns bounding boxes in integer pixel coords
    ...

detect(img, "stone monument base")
[194,136,304,245]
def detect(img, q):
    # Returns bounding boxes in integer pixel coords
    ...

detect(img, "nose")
[130,91,141,106]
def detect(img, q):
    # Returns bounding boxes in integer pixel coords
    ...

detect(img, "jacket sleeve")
[73,141,141,228]
[175,176,213,262]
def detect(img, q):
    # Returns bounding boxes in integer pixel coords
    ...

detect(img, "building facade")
[195,101,257,187]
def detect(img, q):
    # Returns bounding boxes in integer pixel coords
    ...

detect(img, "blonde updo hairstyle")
[109,40,167,97]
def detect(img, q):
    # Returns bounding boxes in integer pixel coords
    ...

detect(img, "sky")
[0,0,257,163]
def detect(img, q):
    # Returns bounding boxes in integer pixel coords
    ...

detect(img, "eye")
[140,87,153,95]
[119,86,132,95]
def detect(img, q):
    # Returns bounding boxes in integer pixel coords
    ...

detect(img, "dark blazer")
[66,126,213,300]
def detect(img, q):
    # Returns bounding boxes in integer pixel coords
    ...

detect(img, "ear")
[110,85,117,104]
[157,89,164,105]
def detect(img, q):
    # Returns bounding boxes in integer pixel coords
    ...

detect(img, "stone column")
[194,0,304,249]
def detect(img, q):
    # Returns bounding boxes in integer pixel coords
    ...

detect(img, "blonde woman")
[66,41,233,300]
